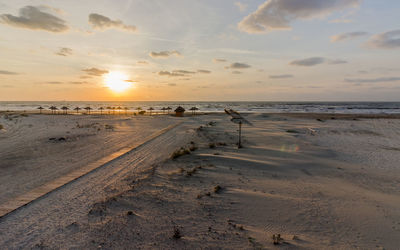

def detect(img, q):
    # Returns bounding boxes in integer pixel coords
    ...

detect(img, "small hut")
[175,106,185,117]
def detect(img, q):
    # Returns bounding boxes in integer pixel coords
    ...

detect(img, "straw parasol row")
[36,105,199,116]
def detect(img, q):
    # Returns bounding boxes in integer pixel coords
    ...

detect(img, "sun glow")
[104,71,133,93]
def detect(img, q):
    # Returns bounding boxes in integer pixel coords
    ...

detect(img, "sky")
[0,0,399,101]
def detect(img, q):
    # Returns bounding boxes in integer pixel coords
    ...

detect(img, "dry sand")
[0,112,399,249]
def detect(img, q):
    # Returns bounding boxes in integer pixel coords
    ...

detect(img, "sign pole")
[238,121,242,148]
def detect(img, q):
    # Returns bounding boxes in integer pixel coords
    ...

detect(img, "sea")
[0,101,400,114]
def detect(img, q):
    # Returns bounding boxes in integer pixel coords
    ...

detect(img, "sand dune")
[0,113,399,249]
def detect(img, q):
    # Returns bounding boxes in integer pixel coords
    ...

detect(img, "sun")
[104,71,133,93]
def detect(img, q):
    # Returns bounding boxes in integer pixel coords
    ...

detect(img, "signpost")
[225,109,252,148]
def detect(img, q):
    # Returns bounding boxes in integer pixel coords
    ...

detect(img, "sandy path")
[0,117,201,249]
[0,114,177,204]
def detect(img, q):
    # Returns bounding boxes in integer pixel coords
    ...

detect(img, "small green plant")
[209,143,216,149]
[172,227,182,239]
[105,124,114,130]
[171,148,190,159]
[0,124,3,130]
[272,234,283,245]
[214,185,222,193]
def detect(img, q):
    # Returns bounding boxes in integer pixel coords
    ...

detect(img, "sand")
[0,112,399,249]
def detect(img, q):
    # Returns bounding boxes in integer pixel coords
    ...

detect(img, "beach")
[0,112,399,249]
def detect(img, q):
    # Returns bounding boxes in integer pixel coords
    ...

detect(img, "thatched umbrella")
[61,106,69,115]
[84,106,92,114]
[112,107,116,115]
[74,107,81,114]
[148,107,154,116]
[49,106,57,115]
[137,107,142,115]
[189,107,199,115]
[37,106,44,114]
[174,106,185,117]
[117,106,122,115]
[124,107,129,115]
[161,107,166,114]
[99,107,104,115]
[166,107,172,114]
[106,106,112,114]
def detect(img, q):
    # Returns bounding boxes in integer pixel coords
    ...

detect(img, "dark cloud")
[213,58,227,63]
[55,47,73,56]
[149,50,181,58]
[290,57,325,66]
[345,77,400,83]
[0,70,18,75]
[173,70,196,74]
[238,0,360,34]
[367,30,400,49]
[0,6,68,32]
[197,70,211,74]
[82,68,109,76]
[226,62,251,69]
[88,13,136,32]
[269,74,294,79]
[331,31,368,42]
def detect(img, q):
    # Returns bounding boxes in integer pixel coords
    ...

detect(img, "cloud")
[89,13,136,32]
[328,59,348,64]
[0,70,18,75]
[329,18,353,23]
[290,57,325,66]
[226,62,251,69]
[149,50,182,58]
[45,81,62,84]
[168,83,177,87]
[69,81,88,85]
[137,61,148,65]
[80,75,92,79]
[158,70,196,77]
[213,58,227,63]
[82,68,109,76]
[345,77,400,83]
[232,71,242,74]
[238,0,360,34]
[197,70,211,74]
[331,31,368,42]
[0,6,68,32]
[158,71,184,77]
[55,47,73,56]
[173,70,196,74]
[269,74,293,79]
[367,30,400,49]
[235,2,248,12]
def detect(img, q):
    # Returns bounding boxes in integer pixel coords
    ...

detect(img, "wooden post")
[238,121,242,148]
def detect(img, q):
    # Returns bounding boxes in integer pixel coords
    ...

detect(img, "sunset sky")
[0,0,399,101]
